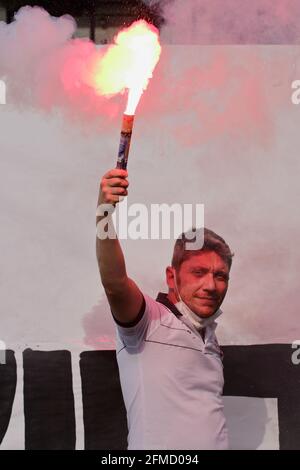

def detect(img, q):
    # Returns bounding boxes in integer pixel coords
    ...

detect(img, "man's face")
[175,250,230,317]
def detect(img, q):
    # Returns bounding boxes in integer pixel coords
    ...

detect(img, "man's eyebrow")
[189,266,210,274]
[215,270,229,277]
[189,266,228,275]
[189,266,208,270]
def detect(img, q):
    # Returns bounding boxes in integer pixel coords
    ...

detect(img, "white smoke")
[0,5,299,347]
[159,0,300,43]
[0,6,123,126]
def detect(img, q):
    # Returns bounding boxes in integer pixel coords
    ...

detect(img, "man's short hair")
[171,227,234,272]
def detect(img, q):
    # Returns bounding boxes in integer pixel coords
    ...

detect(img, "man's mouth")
[195,296,216,302]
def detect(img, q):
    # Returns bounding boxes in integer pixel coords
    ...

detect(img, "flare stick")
[116,114,135,170]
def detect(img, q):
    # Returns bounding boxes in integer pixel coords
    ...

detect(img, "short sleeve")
[114,293,162,350]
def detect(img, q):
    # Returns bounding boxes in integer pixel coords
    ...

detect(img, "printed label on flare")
[117,132,132,169]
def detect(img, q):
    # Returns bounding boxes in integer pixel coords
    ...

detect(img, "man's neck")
[167,291,177,305]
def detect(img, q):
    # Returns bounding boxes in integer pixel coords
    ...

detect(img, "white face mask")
[172,268,222,329]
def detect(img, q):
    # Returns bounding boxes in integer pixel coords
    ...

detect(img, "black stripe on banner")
[80,351,127,450]
[23,349,76,450]
[222,344,300,450]
[0,350,17,446]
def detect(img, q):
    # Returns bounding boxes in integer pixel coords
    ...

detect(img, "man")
[96,168,233,450]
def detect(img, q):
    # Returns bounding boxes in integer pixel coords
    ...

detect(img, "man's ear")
[166,266,176,291]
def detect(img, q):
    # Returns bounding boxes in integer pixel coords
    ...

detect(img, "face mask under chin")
[172,268,222,330]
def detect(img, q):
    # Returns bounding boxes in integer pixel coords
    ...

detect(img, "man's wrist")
[96,202,116,218]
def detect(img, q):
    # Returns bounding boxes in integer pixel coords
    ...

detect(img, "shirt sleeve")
[114,293,161,350]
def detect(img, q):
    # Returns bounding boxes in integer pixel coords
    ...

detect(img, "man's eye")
[215,274,228,281]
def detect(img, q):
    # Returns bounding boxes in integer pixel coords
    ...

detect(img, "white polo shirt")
[115,292,229,450]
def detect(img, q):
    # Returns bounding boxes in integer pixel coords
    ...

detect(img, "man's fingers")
[98,169,129,206]
[110,187,128,195]
[104,177,129,188]
[103,169,128,179]
[110,194,125,203]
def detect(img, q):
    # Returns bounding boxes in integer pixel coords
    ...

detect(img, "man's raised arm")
[96,169,144,325]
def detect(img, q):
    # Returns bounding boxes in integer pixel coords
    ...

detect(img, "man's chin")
[198,311,215,318]
[194,306,217,318]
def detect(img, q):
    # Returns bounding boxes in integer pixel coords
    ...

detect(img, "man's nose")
[202,273,216,292]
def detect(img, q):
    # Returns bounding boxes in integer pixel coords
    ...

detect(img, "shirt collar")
[156,292,182,318]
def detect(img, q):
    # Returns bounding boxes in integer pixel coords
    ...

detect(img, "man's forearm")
[96,169,129,291]
[96,213,127,291]
[95,170,144,324]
